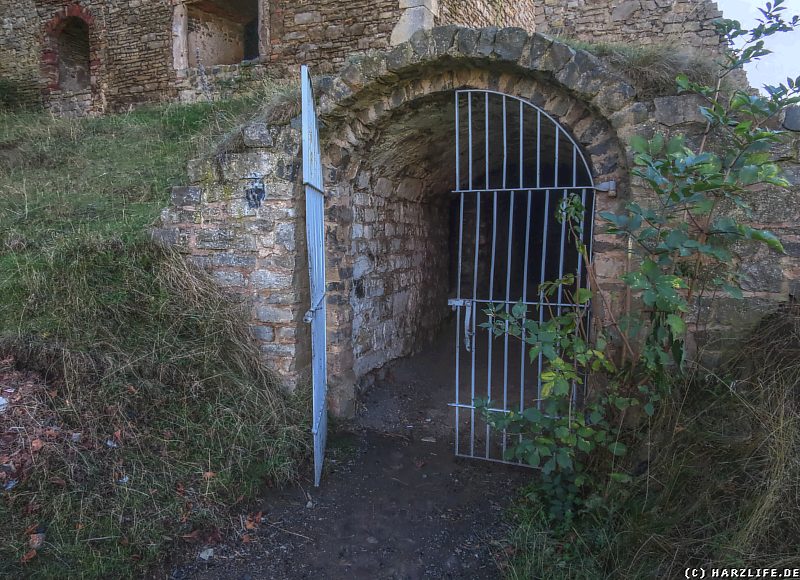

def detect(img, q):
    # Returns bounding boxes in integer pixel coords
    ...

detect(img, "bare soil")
[172,326,529,580]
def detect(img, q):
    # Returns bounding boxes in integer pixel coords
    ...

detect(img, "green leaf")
[575,288,593,304]
[608,442,628,456]
[610,472,632,484]
[722,283,744,300]
[522,407,543,423]
[630,135,649,155]
[666,314,687,336]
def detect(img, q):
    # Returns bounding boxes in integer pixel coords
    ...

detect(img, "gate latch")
[448,299,474,352]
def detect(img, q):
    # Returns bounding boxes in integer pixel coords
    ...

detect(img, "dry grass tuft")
[558,38,723,99]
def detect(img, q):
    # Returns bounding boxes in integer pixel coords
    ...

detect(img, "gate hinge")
[303,293,327,323]
[448,298,469,309]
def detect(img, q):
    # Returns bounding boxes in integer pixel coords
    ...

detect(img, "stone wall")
[2,0,731,114]
[349,167,451,380]
[437,0,536,31]
[154,27,800,418]
[265,0,403,74]
[535,0,725,52]
[153,121,309,382]
[187,6,246,68]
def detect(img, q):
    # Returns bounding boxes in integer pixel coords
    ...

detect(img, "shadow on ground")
[174,324,529,579]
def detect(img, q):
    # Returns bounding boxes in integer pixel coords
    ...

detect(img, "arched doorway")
[56,17,90,93]
[41,6,102,116]
[449,90,594,463]
[323,84,597,464]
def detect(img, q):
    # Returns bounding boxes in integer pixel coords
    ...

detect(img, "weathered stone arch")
[303,28,645,410]
[155,27,665,415]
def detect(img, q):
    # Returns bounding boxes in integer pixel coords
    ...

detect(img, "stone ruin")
[150,26,800,416]
[3,1,799,417]
[2,0,725,115]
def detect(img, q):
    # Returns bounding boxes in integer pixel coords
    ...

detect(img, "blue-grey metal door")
[301,65,328,487]
[449,90,597,465]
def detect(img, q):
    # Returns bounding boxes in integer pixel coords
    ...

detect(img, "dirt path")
[173,327,529,580]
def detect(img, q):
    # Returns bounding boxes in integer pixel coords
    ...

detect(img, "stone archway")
[313,28,637,414]
[155,26,655,417]
[41,4,104,116]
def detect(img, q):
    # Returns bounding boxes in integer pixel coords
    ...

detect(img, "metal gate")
[301,65,328,486]
[449,90,596,465]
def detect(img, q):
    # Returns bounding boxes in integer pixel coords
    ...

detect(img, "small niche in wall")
[185,0,260,67]
[57,17,90,92]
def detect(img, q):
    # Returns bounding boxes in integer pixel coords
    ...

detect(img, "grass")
[0,84,309,578]
[556,38,723,99]
[503,306,800,578]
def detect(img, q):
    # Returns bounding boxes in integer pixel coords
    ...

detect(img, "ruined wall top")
[534,0,725,51]
[0,0,726,115]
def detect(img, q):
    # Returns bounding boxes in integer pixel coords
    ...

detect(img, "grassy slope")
[0,100,308,578]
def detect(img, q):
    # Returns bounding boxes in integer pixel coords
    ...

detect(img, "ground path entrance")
[173,324,527,579]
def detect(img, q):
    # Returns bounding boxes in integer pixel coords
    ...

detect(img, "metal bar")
[487,190,497,459]
[485,92,490,191]
[520,190,532,418]
[473,298,589,308]
[454,186,589,193]
[455,453,529,469]
[537,190,550,407]
[503,190,514,459]
[471,190,481,457]
[455,92,460,191]
[554,124,559,189]
[468,93,473,191]
[536,109,541,189]
[455,193,465,456]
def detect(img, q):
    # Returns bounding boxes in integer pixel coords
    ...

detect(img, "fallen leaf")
[24,523,38,535]
[49,477,66,487]
[175,482,185,495]
[20,549,36,564]
[30,439,44,452]
[113,429,122,441]
[202,471,216,480]
[206,528,223,545]
[241,533,252,543]
[126,385,138,394]
[244,511,262,530]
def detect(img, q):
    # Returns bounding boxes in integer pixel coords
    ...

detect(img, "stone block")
[653,95,706,127]
[783,105,800,132]
[251,325,275,342]
[242,123,274,148]
[256,305,294,323]
[251,269,293,289]
[213,271,246,287]
[171,186,202,206]
[391,6,435,46]
[494,27,528,61]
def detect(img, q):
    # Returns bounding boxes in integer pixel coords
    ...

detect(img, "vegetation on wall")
[0,88,309,578]
[557,37,726,99]
[482,2,800,576]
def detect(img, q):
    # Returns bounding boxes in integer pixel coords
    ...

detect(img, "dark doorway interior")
[57,17,90,92]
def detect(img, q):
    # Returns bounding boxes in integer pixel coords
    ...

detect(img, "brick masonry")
[154,27,800,416]
[1,0,728,114]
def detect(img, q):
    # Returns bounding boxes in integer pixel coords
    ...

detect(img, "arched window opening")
[57,17,90,92]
